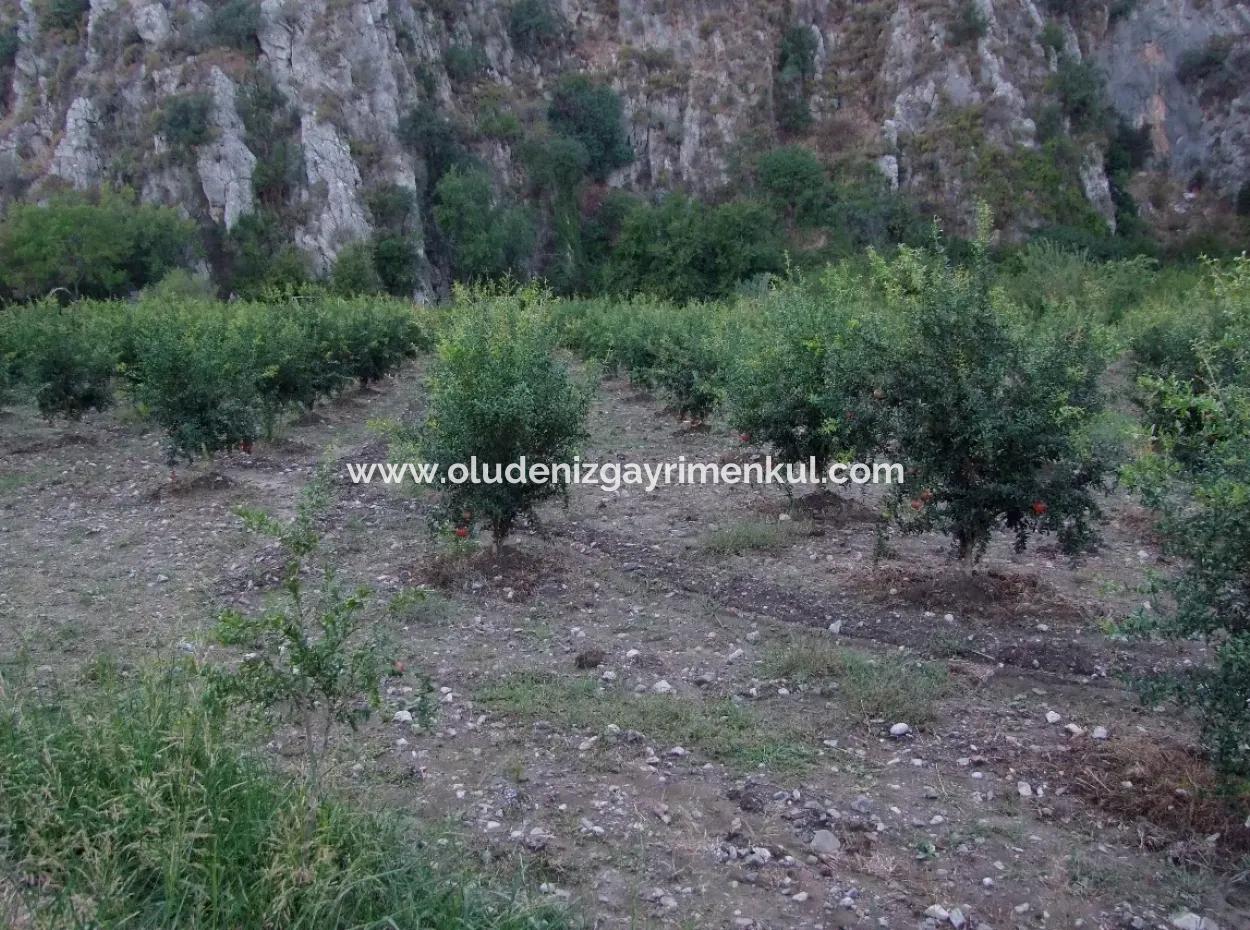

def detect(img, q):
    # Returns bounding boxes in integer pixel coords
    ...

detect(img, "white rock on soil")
[810,829,840,856]
[1045,710,1062,724]
[1092,725,1109,740]
[652,679,674,694]
[1171,913,1221,930]
[392,710,413,723]
[889,722,912,737]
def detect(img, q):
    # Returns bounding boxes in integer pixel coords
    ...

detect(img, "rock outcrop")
[1,0,1245,294]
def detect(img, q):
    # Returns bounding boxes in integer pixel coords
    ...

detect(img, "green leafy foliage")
[607,195,784,301]
[417,286,591,546]
[725,272,891,473]
[159,92,215,153]
[223,209,310,298]
[0,669,572,929]
[1,301,116,420]
[195,0,261,52]
[949,0,989,45]
[398,103,466,191]
[507,0,566,55]
[331,241,385,296]
[775,24,817,134]
[38,0,89,32]
[1050,56,1108,133]
[209,475,387,795]
[444,42,488,82]
[433,166,535,282]
[874,215,1111,559]
[548,74,633,182]
[0,189,196,300]
[756,146,828,225]
[1126,259,1250,774]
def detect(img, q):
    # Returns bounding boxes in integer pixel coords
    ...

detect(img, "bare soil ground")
[1,366,1246,930]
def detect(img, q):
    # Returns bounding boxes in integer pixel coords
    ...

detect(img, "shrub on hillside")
[223,210,310,298]
[0,190,196,301]
[195,0,261,52]
[756,146,828,226]
[607,195,783,301]
[398,103,466,191]
[417,286,591,547]
[38,0,89,32]
[775,24,817,135]
[331,241,385,296]
[433,167,534,282]
[444,42,488,82]
[159,93,215,153]
[949,0,989,45]
[508,0,566,56]
[2,301,116,420]
[1050,56,1108,133]
[547,74,632,182]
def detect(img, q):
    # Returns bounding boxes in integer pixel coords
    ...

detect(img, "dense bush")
[547,74,632,182]
[418,286,591,546]
[38,0,89,32]
[949,0,989,45]
[160,93,215,153]
[508,0,566,56]
[1176,39,1232,87]
[775,24,817,135]
[875,219,1111,559]
[607,195,784,301]
[1050,56,1108,133]
[1127,259,1250,774]
[444,42,488,82]
[725,273,891,474]
[398,103,466,191]
[0,189,196,301]
[0,27,19,69]
[195,0,261,52]
[331,241,385,296]
[223,209,310,298]
[1,301,116,420]
[433,167,534,282]
[756,146,828,226]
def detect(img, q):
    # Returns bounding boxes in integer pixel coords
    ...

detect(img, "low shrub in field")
[725,273,892,476]
[1129,377,1250,775]
[1127,259,1250,774]
[0,669,571,929]
[874,214,1111,560]
[2,301,116,420]
[418,286,591,547]
[129,308,263,462]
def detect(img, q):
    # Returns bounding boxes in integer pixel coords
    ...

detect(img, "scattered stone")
[792,891,809,903]
[578,736,599,751]
[810,829,840,856]
[1045,710,1062,724]
[1064,722,1085,737]
[925,905,951,922]
[392,710,413,723]
[746,630,761,643]
[1017,781,1033,798]
[1092,725,1109,740]
[949,907,966,928]
[828,620,842,635]
[651,679,674,694]
[1171,913,1220,930]
[889,722,911,738]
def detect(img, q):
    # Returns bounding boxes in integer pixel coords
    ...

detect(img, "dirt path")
[0,368,1243,930]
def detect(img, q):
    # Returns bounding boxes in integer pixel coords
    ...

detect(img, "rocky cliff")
[1,0,1247,294]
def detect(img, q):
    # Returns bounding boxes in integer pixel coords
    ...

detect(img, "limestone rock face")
[196,68,256,231]
[50,97,102,190]
[2,0,1246,293]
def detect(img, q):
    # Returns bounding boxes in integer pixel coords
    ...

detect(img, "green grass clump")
[763,639,950,725]
[479,673,816,772]
[0,670,571,930]
[702,520,798,555]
